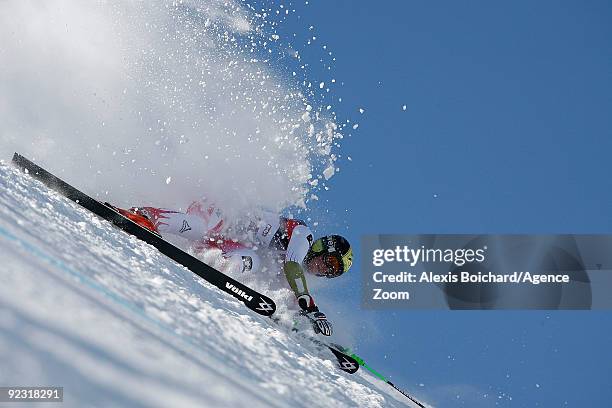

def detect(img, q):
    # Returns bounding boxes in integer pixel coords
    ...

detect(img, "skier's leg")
[194,237,261,275]
[186,200,225,235]
[222,247,261,275]
[135,207,213,241]
[187,199,282,246]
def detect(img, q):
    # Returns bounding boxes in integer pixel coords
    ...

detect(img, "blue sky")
[277,1,612,406]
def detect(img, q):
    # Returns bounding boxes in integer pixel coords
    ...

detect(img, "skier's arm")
[133,207,220,241]
[282,224,315,307]
[283,261,333,336]
[283,261,311,301]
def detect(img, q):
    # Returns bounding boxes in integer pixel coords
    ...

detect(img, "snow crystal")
[323,165,335,180]
[231,17,251,33]
[352,123,359,130]
[402,104,407,111]
[359,108,365,114]
[165,177,172,184]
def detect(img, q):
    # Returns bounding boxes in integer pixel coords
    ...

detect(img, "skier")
[113,200,353,336]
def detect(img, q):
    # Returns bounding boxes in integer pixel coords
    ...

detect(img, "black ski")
[11,152,276,317]
[299,313,360,373]
[327,345,360,374]
[270,316,360,374]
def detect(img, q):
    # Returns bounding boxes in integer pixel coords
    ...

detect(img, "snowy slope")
[0,162,416,408]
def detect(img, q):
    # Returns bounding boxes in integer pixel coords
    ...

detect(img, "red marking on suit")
[187,201,224,234]
[285,219,303,240]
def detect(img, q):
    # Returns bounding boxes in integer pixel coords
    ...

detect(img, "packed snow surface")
[0,163,418,407]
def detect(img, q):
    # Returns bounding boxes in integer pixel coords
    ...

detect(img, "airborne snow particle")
[323,165,335,180]
[319,82,324,89]
[402,105,407,111]
[352,123,359,130]
[359,108,365,114]
[165,176,172,184]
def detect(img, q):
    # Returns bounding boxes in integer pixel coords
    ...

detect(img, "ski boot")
[104,203,159,234]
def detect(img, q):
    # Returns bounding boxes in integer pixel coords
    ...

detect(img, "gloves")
[308,310,333,336]
[297,294,333,336]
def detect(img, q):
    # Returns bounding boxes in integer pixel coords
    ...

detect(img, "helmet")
[304,235,353,278]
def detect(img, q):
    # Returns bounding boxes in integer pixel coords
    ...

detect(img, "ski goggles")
[307,252,343,278]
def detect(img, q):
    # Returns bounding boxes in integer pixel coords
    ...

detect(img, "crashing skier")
[111,200,353,336]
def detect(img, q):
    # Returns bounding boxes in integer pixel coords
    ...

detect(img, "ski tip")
[11,152,25,167]
[247,296,277,317]
[328,347,360,374]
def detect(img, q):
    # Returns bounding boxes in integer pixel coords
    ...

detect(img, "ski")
[335,346,426,407]
[326,345,360,374]
[338,347,426,407]
[270,316,359,374]
[298,313,360,374]
[11,152,276,317]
